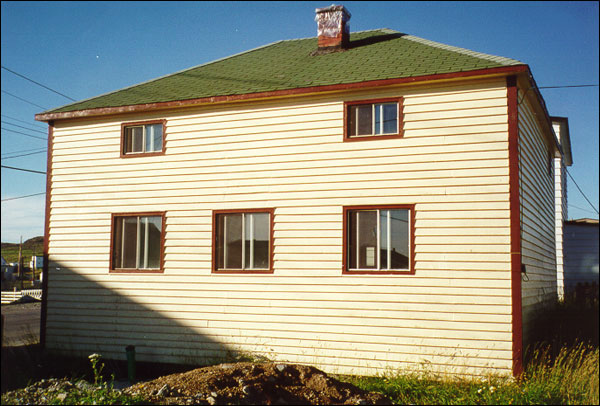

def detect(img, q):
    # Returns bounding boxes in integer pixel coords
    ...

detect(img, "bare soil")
[124,361,392,405]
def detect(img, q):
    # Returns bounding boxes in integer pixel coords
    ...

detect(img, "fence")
[1,289,43,304]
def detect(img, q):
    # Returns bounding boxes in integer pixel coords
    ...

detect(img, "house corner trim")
[507,75,523,377]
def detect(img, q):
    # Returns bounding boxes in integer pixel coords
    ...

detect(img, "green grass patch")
[340,344,599,405]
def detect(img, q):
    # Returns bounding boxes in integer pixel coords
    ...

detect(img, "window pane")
[121,217,138,268]
[251,213,270,269]
[125,127,144,153]
[350,105,373,136]
[382,103,398,134]
[389,209,409,269]
[348,212,358,269]
[357,211,377,269]
[224,214,243,269]
[145,216,162,268]
[145,124,163,152]
[374,104,381,135]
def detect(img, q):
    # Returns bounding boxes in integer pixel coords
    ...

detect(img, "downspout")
[507,76,523,377]
[40,121,54,349]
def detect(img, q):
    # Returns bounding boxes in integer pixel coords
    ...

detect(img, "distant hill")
[1,236,44,250]
[1,236,44,263]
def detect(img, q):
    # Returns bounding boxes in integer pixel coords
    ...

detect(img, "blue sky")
[1,1,598,243]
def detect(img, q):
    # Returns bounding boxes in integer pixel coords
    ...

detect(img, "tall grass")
[342,344,599,404]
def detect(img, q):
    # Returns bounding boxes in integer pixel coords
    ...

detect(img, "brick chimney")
[315,5,351,50]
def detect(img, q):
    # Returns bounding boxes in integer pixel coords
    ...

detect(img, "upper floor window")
[344,98,403,141]
[110,212,165,272]
[343,205,414,274]
[121,120,166,157]
[213,209,274,273]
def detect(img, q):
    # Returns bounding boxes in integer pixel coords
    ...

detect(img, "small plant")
[88,353,105,386]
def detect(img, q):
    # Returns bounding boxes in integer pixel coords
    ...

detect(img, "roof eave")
[35,64,529,122]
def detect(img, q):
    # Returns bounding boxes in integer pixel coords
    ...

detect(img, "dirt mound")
[124,362,392,405]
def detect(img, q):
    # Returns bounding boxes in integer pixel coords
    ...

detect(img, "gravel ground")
[2,361,393,405]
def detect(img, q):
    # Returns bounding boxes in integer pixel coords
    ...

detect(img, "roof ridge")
[402,34,522,66]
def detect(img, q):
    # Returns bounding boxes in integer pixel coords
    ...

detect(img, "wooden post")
[18,236,23,291]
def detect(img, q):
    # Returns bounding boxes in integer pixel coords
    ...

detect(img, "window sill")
[109,269,164,273]
[344,133,403,142]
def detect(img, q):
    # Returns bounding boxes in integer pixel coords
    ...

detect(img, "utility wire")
[568,203,599,216]
[1,127,47,141]
[1,114,46,129]
[1,150,47,160]
[1,65,76,101]
[1,121,47,134]
[1,192,46,202]
[538,84,599,89]
[1,147,47,157]
[1,165,46,175]
[566,168,599,215]
[1,90,47,110]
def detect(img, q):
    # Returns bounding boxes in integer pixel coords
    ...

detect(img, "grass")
[340,343,599,405]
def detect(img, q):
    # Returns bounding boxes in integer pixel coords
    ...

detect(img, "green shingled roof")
[43,29,522,114]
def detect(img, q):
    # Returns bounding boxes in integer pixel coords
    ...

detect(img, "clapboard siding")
[45,78,515,376]
[518,95,557,347]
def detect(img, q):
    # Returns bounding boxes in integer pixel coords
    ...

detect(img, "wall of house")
[518,96,557,348]
[45,78,515,377]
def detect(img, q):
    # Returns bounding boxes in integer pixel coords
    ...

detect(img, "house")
[35,5,568,377]
[563,218,599,295]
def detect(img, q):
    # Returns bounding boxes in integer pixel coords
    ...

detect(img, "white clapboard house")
[35,5,572,377]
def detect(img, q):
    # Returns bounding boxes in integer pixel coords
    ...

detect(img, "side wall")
[518,94,557,348]
[45,78,514,377]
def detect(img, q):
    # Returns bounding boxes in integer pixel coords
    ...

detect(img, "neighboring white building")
[564,219,600,293]
[551,117,573,300]
[35,6,568,378]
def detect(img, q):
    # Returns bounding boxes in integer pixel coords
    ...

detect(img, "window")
[345,98,403,141]
[121,120,165,156]
[343,205,414,274]
[111,213,164,272]
[213,209,274,273]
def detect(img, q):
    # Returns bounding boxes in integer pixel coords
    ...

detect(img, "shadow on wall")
[42,261,242,371]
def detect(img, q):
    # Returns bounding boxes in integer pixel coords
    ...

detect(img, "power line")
[1,90,47,110]
[1,65,76,101]
[1,127,47,141]
[1,121,47,134]
[566,168,599,215]
[1,147,47,157]
[1,164,46,175]
[1,150,47,160]
[1,192,46,202]
[538,84,599,89]
[568,203,599,216]
[1,114,46,129]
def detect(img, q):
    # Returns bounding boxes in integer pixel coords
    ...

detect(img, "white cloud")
[1,194,45,243]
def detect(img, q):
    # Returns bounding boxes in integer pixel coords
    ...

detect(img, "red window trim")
[212,208,275,274]
[120,119,167,158]
[342,204,415,275]
[343,97,404,142]
[109,211,166,273]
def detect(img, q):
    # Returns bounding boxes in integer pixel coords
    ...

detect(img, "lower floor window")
[215,210,272,272]
[112,213,164,271]
[345,206,413,272]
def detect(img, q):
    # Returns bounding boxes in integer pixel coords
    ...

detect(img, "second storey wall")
[45,78,515,377]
